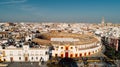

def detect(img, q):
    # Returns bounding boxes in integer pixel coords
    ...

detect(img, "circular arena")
[33,32,102,58]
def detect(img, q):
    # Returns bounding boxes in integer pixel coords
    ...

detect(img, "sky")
[0,0,120,23]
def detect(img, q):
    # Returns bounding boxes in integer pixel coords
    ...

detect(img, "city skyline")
[0,0,120,23]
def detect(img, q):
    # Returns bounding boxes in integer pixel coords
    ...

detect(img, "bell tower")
[101,17,105,26]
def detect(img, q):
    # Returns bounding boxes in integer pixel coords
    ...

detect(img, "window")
[10,54,13,56]
[55,54,58,57]
[71,47,73,49]
[31,57,33,60]
[61,47,63,49]
[31,51,34,56]
[4,59,6,61]
[10,51,13,56]
[19,57,21,60]
[45,51,48,55]
[18,51,21,56]
[36,57,38,60]
[35,51,39,56]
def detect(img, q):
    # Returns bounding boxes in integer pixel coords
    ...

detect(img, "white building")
[0,45,49,62]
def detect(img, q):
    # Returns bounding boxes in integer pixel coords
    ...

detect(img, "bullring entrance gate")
[65,46,69,58]
[54,45,73,58]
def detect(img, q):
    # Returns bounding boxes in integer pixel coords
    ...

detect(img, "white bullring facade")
[52,42,102,58]
[38,32,103,58]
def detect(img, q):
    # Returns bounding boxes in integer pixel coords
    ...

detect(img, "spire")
[101,17,105,26]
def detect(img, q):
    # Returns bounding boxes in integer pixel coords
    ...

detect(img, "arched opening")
[10,57,13,62]
[84,53,86,56]
[36,57,38,60]
[70,54,73,58]
[65,46,69,58]
[95,50,97,52]
[93,51,94,53]
[79,53,82,57]
[55,54,58,57]
[4,59,6,62]
[70,47,73,49]
[45,51,48,55]
[40,57,45,64]
[25,57,28,62]
[75,54,78,57]
[66,46,68,50]
[31,57,33,60]
[88,52,91,55]
[40,57,44,61]
[65,52,68,58]
[61,47,63,49]
[19,57,21,60]
[61,54,64,58]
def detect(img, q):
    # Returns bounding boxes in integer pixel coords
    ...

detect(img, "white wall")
[2,46,49,62]
[52,44,102,57]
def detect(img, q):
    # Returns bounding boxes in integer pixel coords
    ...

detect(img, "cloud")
[20,5,37,11]
[0,0,27,5]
